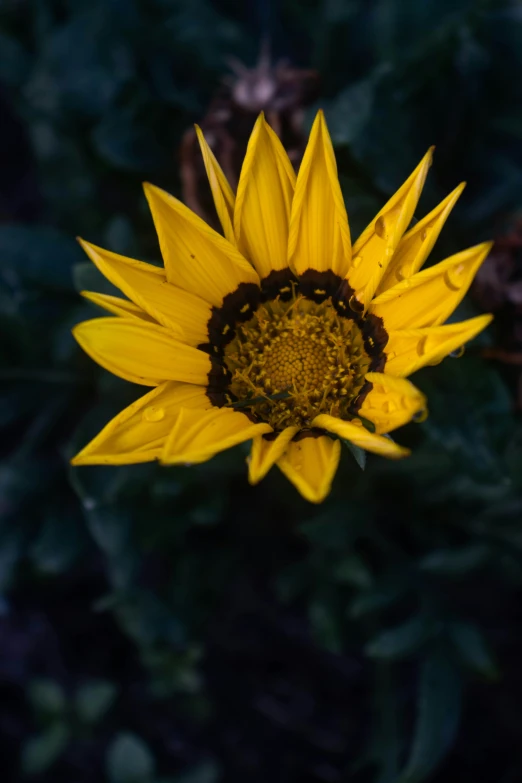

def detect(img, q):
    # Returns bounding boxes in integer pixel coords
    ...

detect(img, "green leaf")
[332,554,373,588]
[343,439,366,470]
[28,679,67,717]
[106,732,155,783]
[418,544,489,576]
[75,680,118,724]
[365,615,436,660]
[449,622,499,680]
[0,225,84,291]
[397,653,462,783]
[173,761,220,783]
[21,722,70,776]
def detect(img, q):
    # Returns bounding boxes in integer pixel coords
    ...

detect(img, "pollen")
[223,295,372,429]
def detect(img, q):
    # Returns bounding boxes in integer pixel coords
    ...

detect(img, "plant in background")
[71,111,492,502]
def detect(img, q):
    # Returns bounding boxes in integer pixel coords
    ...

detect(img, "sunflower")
[72,111,492,503]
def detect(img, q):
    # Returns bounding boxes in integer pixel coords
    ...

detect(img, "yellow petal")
[234,114,296,279]
[248,426,300,484]
[288,110,351,278]
[79,240,212,346]
[370,242,492,330]
[143,182,260,307]
[348,148,433,309]
[161,406,272,465]
[73,318,212,386]
[377,182,466,294]
[385,314,493,377]
[313,414,410,459]
[81,291,157,323]
[358,373,427,434]
[195,124,236,244]
[277,435,340,503]
[71,382,211,465]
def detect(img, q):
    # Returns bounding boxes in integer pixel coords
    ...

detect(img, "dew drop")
[417,336,428,356]
[375,215,387,239]
[395,264,407,282]
[386,351,396,360]
[348,293,365,314]
[352,255,363,269]
[143,405,166,422]
[444,263,466,291]
[450,345,465,358]
[420,228,428,241]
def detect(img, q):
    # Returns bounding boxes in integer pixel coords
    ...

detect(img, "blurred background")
[1,0,522,781]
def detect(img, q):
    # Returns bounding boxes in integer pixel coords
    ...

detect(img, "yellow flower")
[72,111,492,503]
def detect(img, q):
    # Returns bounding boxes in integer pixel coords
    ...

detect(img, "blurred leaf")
[28,679,67,717]
[75,680,118,724]
[365,614,436,660]
[0,31,29,86]
[332,553,373,588]
[106,732,155,783]
[21,722,70,776]
[343,439,367,470]
[418,544,489,576]
[309,597,343,653]
[0,225,84,291]
[449,621,499,680]
[397,653,462,783]
[172,761,220,783]
[73,261,121,298]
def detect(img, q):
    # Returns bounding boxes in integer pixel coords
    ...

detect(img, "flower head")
[72,111,492,503]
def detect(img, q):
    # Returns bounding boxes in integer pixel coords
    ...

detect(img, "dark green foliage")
[1,0,522,781]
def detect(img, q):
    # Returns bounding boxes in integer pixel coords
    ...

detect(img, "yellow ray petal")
[71,382,211,466]
[370,242,492,330]
[73,318,212,387]
[143,182,260,307]
[79,240,212,346]
[384,314,493,377]
[358,373,427,434]
[195,124,236,244]
[81,291,157,323]
[248,426,300,485]
[234,114,296,279]
[288,110,351,278]
[161,406,272,465]
[277,435,340,503]
[377,182,466,294]
[348,148,434,309]
[313,414,410,459]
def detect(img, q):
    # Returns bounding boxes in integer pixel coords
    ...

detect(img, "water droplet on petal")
[382,400,397,414]
[417,336,428,356]
[420,228,428,241]
[444,263,466,291]
[348,293,364,314]
[386,351,396,360]
[351,418,363,427]
[143,405,166,422]
[450,345,465,358]
[352,255,363,269]
[395,264,407,282]
[375,215,387,239]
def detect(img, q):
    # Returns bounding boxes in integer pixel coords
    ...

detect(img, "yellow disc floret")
[223,295,372,429]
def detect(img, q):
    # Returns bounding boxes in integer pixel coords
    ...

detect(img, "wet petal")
[288,111,351,278]
[358,373,427,434]
[370,242,492,330]
[385,314,493,377]
[348,148,433,309]
[71,382,211,465]
[248,426,300,485]
[313,414,410,459]
[81,291,157,323]
[79,240,212,346]
[377,182,466,294]
[144,182,259,307]
[195,125,236,244]
[73,318,211,386]
[277,435,341,503]
[162,406,272,465]
[235,114,296,279]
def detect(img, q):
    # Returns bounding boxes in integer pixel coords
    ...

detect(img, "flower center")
[223,295,372,430]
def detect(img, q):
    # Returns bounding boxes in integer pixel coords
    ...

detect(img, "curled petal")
[277,435,341,503]
[358,373,427,434]
[248,426,300,484]
[313,414,410,459]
